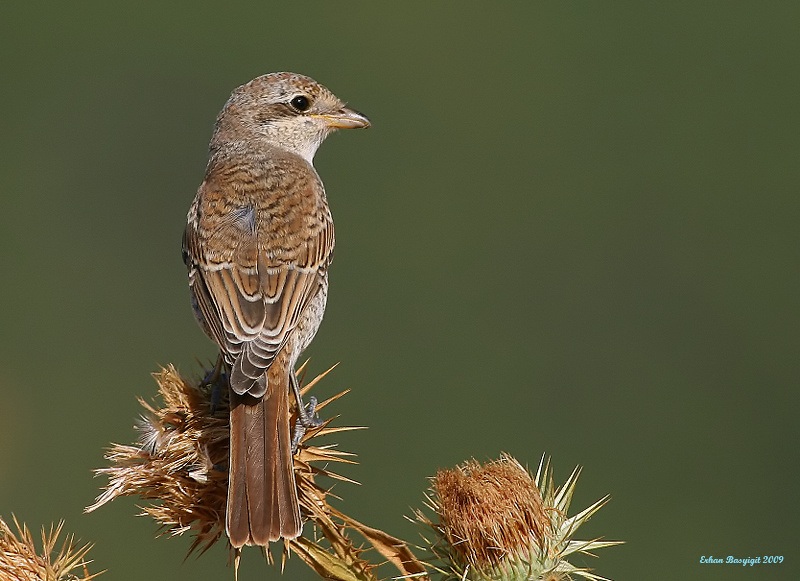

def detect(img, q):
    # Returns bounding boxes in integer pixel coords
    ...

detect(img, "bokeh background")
[2,2,798,580]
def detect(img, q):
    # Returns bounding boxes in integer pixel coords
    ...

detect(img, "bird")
[182,72,369,548]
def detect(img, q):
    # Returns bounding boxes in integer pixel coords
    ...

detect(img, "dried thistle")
[416,454,621,581]
[87,362,426,580]
[0,515,102,581]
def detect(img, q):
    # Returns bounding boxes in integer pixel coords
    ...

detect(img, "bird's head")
[210,72,370,163]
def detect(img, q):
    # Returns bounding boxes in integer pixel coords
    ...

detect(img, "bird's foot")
[291,395,322,453]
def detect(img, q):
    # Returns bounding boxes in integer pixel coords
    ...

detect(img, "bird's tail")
[227,364,301,547]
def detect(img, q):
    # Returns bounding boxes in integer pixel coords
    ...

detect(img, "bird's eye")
[290,95,311,112]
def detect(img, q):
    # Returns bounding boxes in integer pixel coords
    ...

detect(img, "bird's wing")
[183,159,334,397]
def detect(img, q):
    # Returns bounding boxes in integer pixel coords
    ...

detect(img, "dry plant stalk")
[86,363,426,580]
[0,515,101,581]
[417,454,621,581]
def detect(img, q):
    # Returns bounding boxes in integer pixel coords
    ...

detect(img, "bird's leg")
[202,356,230,472]
[202,354,228,415]
[290,371,321,452]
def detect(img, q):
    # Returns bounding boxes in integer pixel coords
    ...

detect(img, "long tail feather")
[227,364,301,547]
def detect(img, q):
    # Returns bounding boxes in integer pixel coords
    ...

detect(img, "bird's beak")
[313,107,371,130]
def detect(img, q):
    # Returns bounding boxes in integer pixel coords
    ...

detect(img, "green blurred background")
[1,2,798,580]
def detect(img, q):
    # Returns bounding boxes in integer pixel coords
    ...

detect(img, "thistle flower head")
[433,456,548,570]
[418,454,621,581]
[87,363,426,580]
[0,516,101,581]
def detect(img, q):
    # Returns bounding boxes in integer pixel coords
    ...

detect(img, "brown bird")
[182,72,369,547]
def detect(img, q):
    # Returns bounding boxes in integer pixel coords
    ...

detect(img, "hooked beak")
[313,106,371,130]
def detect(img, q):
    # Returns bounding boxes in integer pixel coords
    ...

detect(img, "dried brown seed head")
[433,456,548,569]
